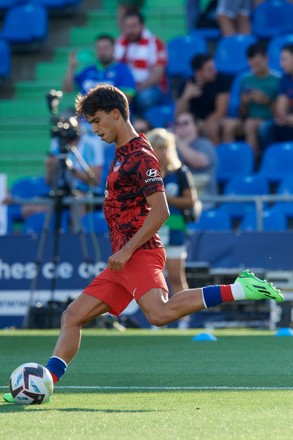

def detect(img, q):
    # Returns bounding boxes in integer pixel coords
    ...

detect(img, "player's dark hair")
[75,83,130,121]
[191,53,212,71]
[95,34,115,45]
[247,43,267,59]
[282,44,293,55]
[123,10,145,24]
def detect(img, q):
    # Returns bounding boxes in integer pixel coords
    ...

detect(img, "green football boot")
[3,393,16,403]
[3,392,51,404]
[236,270,284,303]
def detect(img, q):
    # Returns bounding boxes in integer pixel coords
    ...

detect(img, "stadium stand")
[2,0,293,235]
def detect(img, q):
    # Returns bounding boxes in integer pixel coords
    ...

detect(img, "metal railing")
[7,193,293,232]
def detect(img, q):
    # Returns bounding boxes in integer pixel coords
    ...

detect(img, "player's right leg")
[138,270,284,327]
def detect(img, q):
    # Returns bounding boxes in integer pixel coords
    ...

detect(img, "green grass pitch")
[1,329,293,440]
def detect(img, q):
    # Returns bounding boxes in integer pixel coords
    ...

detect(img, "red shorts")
[83,247,168,316]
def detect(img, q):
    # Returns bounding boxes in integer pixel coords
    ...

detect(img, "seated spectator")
[132,116,152,133]
[175,53,231,144]
[216,0,254,36]
[173,112,218,209]
[259,44,293,149]
[114,10,168,115]
[62,33,136,102]
[147,127,201,328]
[222,43,279,159]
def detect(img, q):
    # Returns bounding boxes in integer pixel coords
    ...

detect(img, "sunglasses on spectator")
[175,119,192,126]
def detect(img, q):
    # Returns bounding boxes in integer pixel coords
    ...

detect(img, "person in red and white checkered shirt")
[114,10,168,115]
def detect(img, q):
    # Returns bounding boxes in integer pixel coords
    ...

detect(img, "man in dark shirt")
[5,84,280,401]
[176,54,231,145]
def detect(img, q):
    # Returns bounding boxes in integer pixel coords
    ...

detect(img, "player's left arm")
[108,191,169,270]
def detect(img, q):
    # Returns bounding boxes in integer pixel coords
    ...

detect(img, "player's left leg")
[46,293,110,384]
[138,270,284,327]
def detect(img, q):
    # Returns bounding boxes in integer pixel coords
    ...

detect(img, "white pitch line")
[2,385,293,391]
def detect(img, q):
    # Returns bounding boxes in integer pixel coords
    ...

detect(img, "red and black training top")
[103,134,165,253]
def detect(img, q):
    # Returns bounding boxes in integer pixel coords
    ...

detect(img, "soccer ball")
[9,362,54,405]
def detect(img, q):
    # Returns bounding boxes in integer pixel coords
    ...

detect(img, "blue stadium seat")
[1,3,48,45]
[188,208,231,231]
[81,211,109,234]
[38,0,81,6]
[268,34,293,73]
[214,35,257,75]
[0,0,21,11]
[167,33,208,78]
[216,142,255,186]
[252,0,293,39]
[144,103,175,129]
[0,38,10,78]
[9,176,51,225]
[23,211,70,234]
[191,29,221,42]
[240,207,287,231]
[274,175,293,217]
[11,176,51,199]
[221,174,269,219]
[227,71,250,117]
[258,142,293,184]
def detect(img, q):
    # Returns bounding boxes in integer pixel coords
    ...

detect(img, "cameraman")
[46,110,105,195]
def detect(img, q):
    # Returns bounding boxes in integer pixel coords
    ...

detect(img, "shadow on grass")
[0,404,161,414]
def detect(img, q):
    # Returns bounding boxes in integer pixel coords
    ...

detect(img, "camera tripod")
[23,139,98,328]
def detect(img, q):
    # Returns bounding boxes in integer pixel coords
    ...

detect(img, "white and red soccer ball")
[9,362,54,405]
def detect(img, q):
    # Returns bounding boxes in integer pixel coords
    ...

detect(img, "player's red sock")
[50,372,59,385]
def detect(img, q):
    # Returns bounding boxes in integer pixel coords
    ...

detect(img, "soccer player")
[3,84,284,403]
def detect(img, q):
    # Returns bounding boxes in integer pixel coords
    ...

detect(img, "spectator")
[176,53,231,144]
[114,10,168,115]
[216,0,253,36]
[259,44,293,149]
[174,111,218,209]
[62,34,136,102]
[186,0,218,32]
[116,1,145,31]
[222,43,279,158]
[147,128,201,328]
[132,116,152,133]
